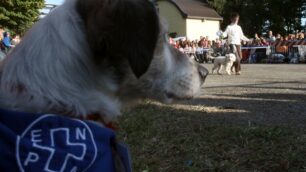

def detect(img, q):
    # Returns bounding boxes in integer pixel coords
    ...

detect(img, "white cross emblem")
[16,115,97,172]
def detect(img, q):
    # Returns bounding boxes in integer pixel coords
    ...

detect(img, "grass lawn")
[118,101,306,172]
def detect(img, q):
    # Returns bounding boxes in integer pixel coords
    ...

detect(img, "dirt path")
[176,64,306,127]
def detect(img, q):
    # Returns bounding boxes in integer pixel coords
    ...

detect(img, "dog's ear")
[77,0,160,78]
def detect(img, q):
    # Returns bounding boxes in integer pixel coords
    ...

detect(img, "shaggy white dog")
[0,0,209,171]
[211,53,237,75]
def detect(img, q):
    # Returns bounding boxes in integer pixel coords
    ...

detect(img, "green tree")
[0,0,44,35]
[205,0,306,36]
[266,0,306,35]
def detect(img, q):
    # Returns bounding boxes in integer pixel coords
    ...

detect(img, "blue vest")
[0,109,131,172]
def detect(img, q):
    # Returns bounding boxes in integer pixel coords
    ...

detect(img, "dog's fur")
[0,0,208,121]
[211,53,236,75]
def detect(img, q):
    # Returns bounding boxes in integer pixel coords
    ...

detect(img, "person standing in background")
[223,13,250,75]
[2,32,15,54]
[2,32,14,48]
[267,30,276,43]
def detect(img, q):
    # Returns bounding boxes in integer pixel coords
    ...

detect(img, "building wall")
[157,1,186,37]
[186,18,220,41]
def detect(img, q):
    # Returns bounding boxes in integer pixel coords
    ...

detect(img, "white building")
[156,0,223,41]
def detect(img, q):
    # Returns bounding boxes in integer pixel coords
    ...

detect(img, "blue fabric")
[2,36,12,47]
[0,109,131,172]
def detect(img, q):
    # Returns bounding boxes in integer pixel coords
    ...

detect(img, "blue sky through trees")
[45,0,63,5]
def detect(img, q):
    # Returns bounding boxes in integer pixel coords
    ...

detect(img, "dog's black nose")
[198,65,209,82]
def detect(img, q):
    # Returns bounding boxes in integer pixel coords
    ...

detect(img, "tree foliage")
[0,0,44,35]
[205,0,306,36]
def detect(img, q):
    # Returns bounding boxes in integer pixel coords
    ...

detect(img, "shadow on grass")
[119,103,306,172]
[118,80,306,171]
[174,92,306,127]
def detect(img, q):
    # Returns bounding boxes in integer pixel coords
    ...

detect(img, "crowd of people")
[170,30,306,53]
[170,29,306,64]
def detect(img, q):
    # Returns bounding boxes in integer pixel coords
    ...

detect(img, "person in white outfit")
[223,13,250,75]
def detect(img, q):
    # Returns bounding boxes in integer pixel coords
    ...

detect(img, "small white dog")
[211,53,236,75]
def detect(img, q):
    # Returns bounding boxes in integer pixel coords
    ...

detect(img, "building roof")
[159,0,223,20]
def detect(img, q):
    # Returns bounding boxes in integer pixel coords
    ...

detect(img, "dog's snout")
[198,65,209,81]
